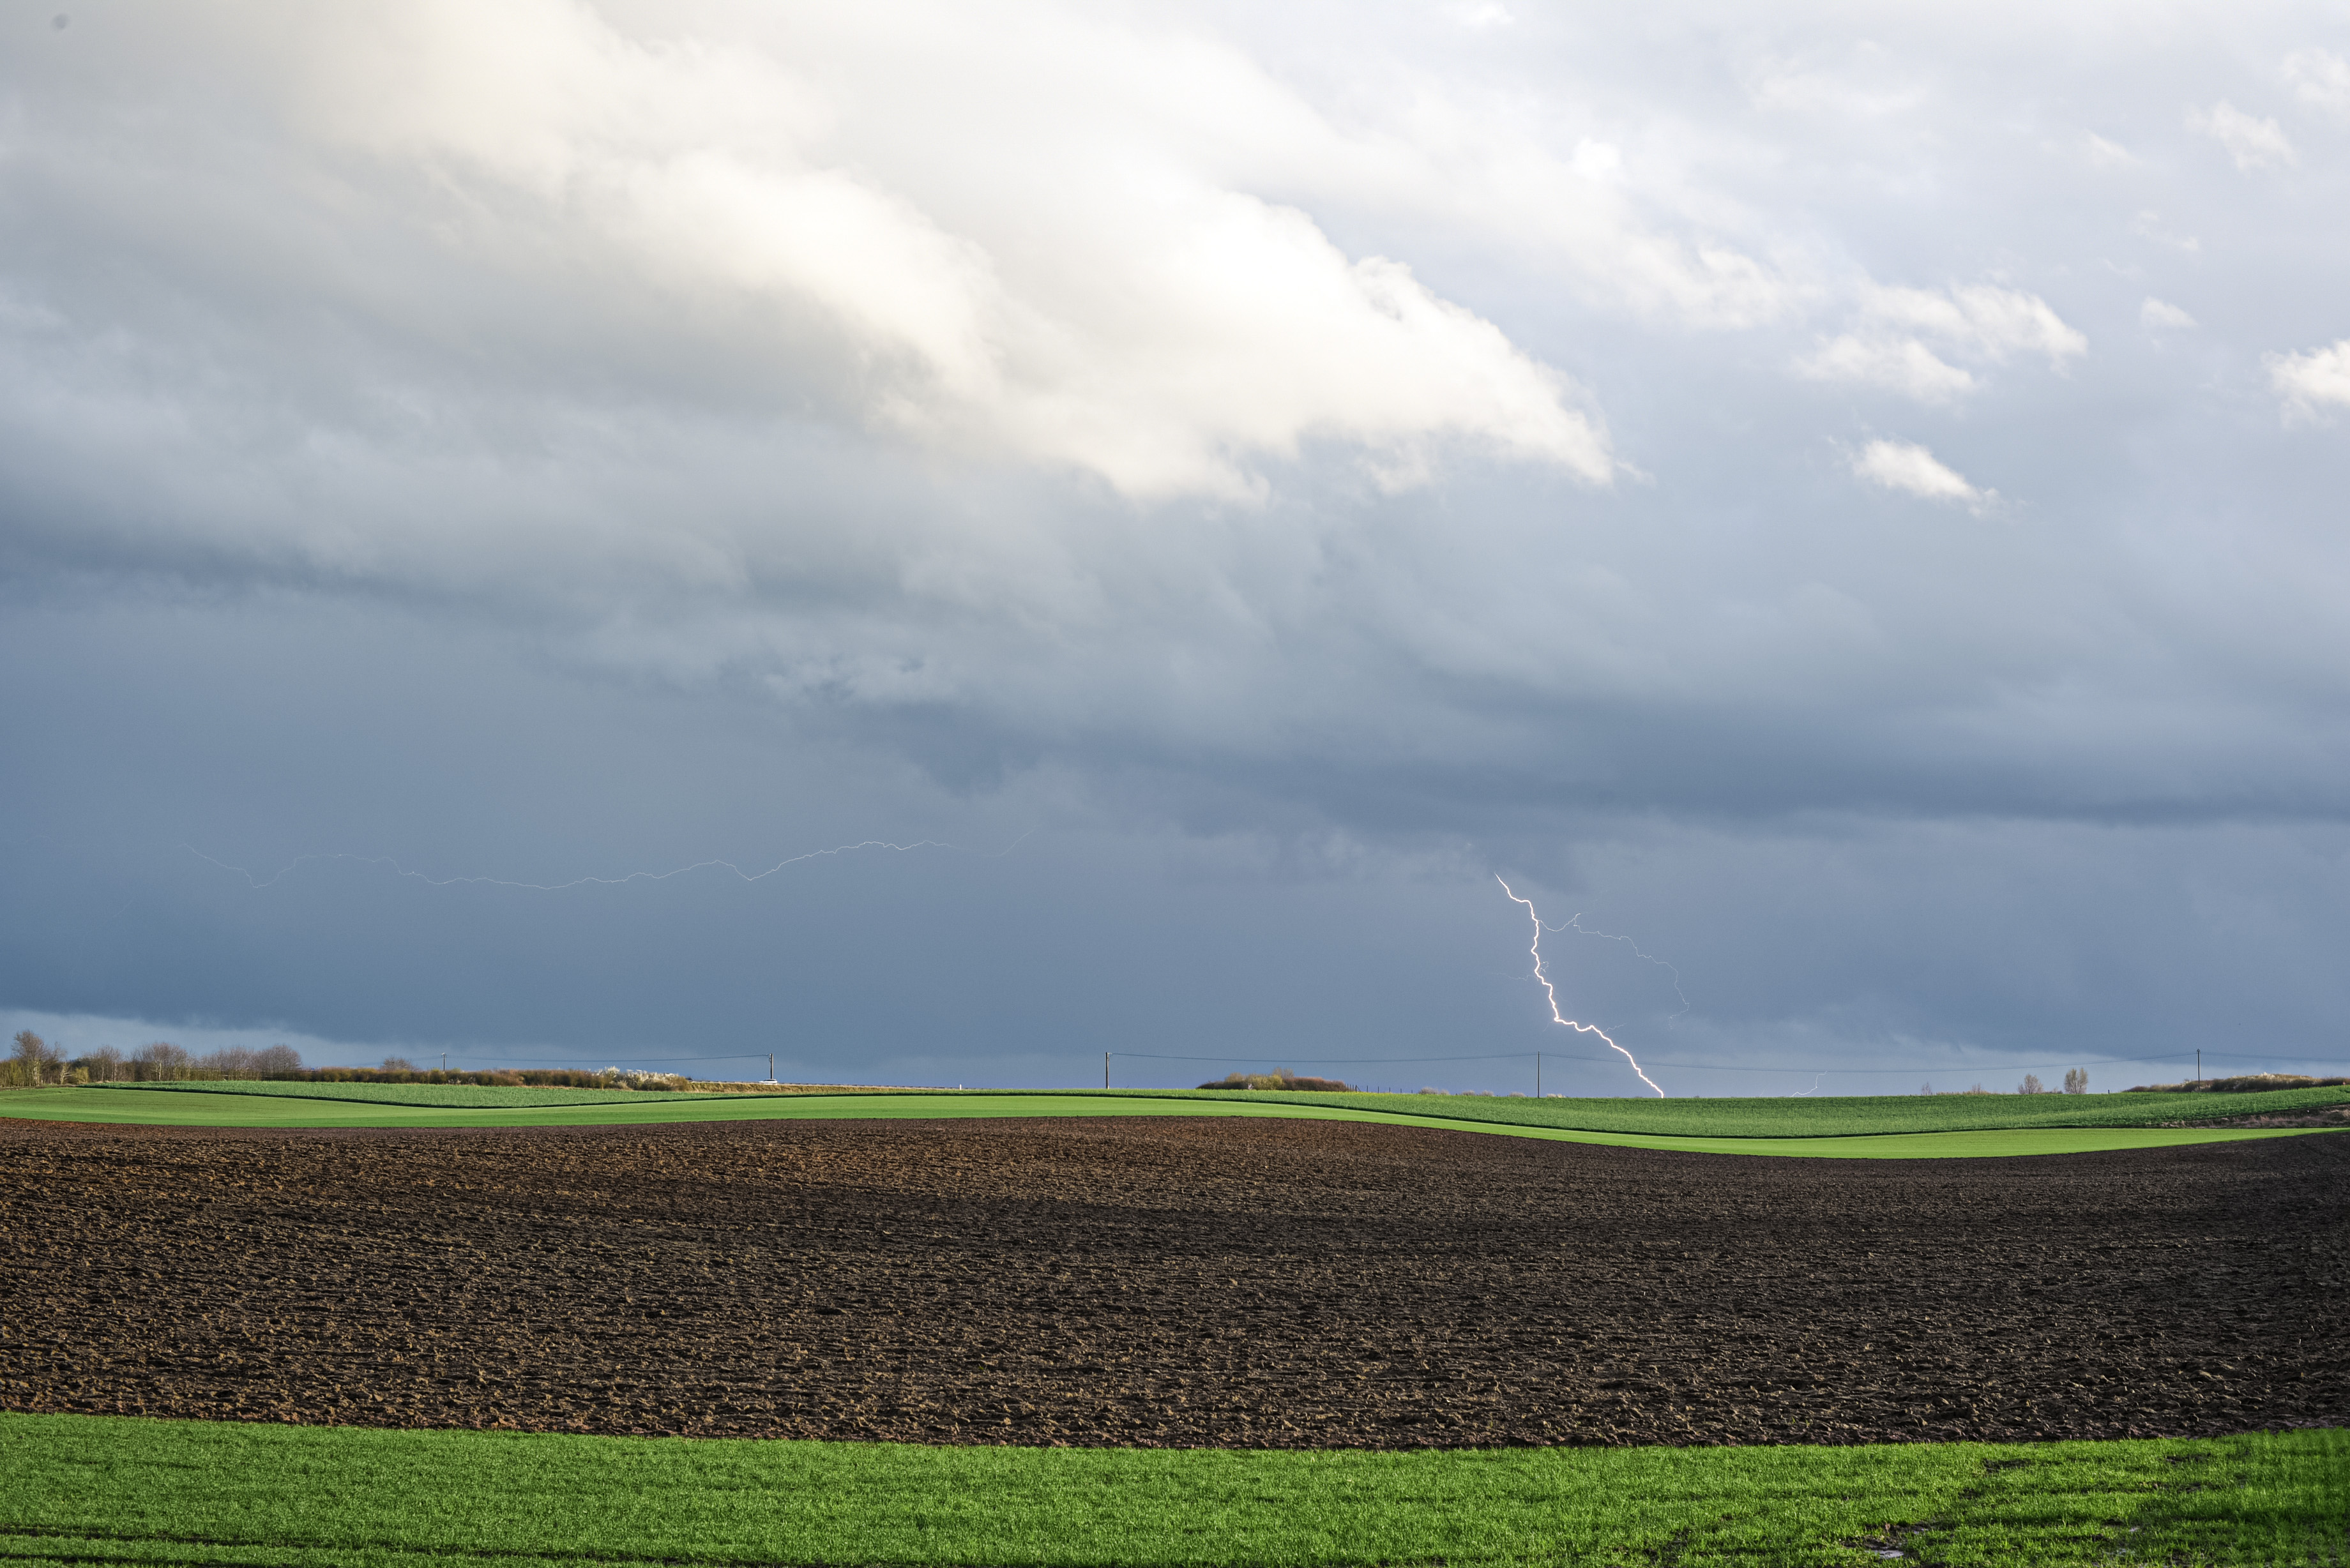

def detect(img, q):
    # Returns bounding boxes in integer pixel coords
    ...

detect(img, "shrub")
[2126,1073,2350,1093]
[1195,1069,1353,1092]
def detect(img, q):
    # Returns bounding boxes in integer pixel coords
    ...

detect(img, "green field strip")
[77,1078,2350,1135]
[1054,1083,2350,1138]
[1,1085,2337,1157]
[79,1080,732,1108]
[1,1413,2342,1566]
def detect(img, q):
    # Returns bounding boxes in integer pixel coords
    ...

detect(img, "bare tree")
[130,1042,192,1081]
[2019,1073,2046,1095]
[2063,1067,2088,1094]
[9,1030,62,1088]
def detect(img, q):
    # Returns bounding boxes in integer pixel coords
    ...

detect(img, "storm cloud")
[4,1,2347,1091]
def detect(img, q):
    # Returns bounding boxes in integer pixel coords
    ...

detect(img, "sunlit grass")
[3,1083,2341,1157]
[1078,1083,2350,1138]
[0,1084,2335,1156]
[2,1413,2342,1566]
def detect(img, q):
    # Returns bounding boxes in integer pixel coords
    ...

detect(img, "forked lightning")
[1497,875,1665,1097]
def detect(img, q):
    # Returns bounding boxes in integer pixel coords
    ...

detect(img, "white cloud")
[1801,336,1978,400]
[2131,210,2201,253]
[1800,283,2086,402]
[1848,439,1989,506]
[2083,132,2134,167]
[1749,45,1924,119]
[1443,2,1515,29]
[2284,48,2350,118]
[2266,340,2350,422]
[2140,298,2196,330]
[2187,100,2296,170]
[269,1,1622,499]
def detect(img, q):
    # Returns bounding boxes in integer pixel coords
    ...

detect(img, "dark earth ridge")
[2,1117,2344,1448]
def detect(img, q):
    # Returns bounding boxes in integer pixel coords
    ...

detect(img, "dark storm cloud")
[3,1,2347,1088]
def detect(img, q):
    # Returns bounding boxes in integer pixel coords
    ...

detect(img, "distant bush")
[2018,1074,2045,1095]
[2063,1068,2089,1094]
[1197,1069,1353,1092]
[2126,1073,2350,1094]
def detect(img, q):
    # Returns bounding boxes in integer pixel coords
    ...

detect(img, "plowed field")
[3,1117,2344,1448]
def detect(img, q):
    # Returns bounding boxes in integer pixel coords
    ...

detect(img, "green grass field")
[3,1412,2342,1567]
[1,1084,2337,1157]
[1077,1083,2350,1138]
[59,1080,731,1108]
[53,1078,2350,1132]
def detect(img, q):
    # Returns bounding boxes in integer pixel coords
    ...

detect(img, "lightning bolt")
[1498,875,1665,1097]
[188,833,1031,893]
[1558,914,1692,1020]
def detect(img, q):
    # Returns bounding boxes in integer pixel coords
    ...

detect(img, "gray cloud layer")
[4,2,2347,1089]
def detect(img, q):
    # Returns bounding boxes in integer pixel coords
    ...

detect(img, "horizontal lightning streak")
[1499,875,1665,1097]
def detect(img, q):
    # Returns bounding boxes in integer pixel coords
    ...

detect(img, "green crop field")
[1069,1083,2350,1138]
[54,1078,2350,1133]
[2,1412,2342,1567]
[2,1084,2338,1156]
[58,1080,740,1108]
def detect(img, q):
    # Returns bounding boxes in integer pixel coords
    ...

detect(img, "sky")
[4,1,2348,1094]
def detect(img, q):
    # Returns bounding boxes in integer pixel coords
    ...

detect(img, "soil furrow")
[2,1116,2344,1447]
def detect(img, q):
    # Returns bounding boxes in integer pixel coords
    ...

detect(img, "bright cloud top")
[1849,439,1989,507]
[1800,284,2086,402]
[2284,49,2350,117]
[60,1,1618,501]
[2267,340,2350,421]
[2186,100,2295,170]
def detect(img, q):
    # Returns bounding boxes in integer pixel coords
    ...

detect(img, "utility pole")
[441,1052,448,1073]
[767,1053,775,1084]
[1536,1052,1542,1097]
[2196,1048,2201,1086]
[1104,1051,1110,1090]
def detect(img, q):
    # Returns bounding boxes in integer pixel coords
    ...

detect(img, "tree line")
[4,1031,303,1087]
[4,1032,706,1091]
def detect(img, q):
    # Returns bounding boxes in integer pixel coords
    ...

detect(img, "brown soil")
[3,1117,2344,1448]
